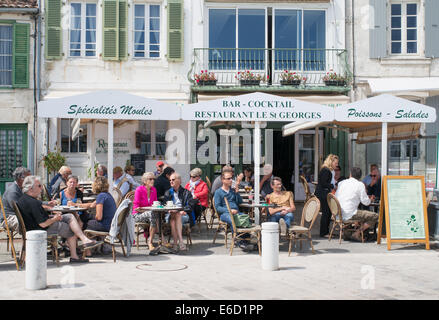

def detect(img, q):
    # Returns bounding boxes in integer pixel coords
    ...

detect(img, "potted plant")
[279,70,306,86]
[322,69,347,86]
[235,70,267,86]
[194,70,217,86]
[41,148,66,177]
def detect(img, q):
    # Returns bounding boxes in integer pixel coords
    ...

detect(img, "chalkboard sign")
[130,154,146,176]
[377,176,430,250]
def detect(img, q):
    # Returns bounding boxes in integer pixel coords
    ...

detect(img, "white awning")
[282,121,330,137]
[363,77,439,94]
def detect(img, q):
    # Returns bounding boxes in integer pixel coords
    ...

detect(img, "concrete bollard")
[261,222,279,271]
[25,230,47,290]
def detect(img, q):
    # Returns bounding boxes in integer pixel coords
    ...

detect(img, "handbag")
[233,213,252,228]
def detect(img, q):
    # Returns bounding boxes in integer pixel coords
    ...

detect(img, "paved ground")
[0,204,438,301]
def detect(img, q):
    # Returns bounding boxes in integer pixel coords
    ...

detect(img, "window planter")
[240,80,260,86]
[197,80,217,86]
[280,79,302,86]
[324,80,346,87]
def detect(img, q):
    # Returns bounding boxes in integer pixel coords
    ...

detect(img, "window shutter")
[118,0,128,60]
[102,0,119,60]
[167,0,183,62]
[45,0,62,59]
[12,23,29,88]
[425,0,439,58]
[369,0,387,59]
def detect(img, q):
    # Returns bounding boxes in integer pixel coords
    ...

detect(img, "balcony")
[189,48,351,93]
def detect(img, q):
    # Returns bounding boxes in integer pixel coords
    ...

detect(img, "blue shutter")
[425,0,439,58]
[369,0,387,59]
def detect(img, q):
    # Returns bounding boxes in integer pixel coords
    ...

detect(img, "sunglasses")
[223,177,233,180]
[170,179,177,181]
[190,176,198,178]
[147,178,155,181]
[371,175,377,177]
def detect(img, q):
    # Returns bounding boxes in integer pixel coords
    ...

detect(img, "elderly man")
[163,172,196,251]
[50,166,72,199]
[113,166,131,197]
[335,167,378,242]
[366,166,381,199]
[1,167,31,232]
[154,161,165,177]
[96,164,108,178]
[17,176,101,263]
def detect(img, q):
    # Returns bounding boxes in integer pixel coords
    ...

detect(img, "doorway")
[272,130,295,192]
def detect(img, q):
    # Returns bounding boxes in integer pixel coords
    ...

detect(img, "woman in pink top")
[132,172,158,250]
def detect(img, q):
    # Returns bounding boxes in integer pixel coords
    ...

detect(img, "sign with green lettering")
[38,90,180,120]
[335,94,436,123]
[182,92,335,122]
[377,176,430,250]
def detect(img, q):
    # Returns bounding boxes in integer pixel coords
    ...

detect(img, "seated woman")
[59,175,94,229]
[266,177,295,234]
[164,172,196,251]
[132,172,158,250]
[184,168,208,222]
[237,166,254,189]
[86,176,117,232]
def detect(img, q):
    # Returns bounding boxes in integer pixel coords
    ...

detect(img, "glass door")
[294,130,323,201]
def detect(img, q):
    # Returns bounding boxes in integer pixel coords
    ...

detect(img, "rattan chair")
[123,190,135,201]
[327,193,363,244]
[224,198,261,256]
[299,175,313,202]
[207,192,216,228]
[205,176,212,190]
[110,188,123,207]
[212,197,230,247]
[12,201,59,268]
[83,202,132,262]
[288,196,320,255]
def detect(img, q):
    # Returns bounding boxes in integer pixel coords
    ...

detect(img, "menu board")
[377,176,430,250]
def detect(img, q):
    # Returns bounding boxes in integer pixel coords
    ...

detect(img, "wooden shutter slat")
[118,0,128,60]
[13,23,29,88]
[425,0,439,58]
[167,0,183,62]
[45,0,62,59]
[369,0,387,59]
[103,0,119,60]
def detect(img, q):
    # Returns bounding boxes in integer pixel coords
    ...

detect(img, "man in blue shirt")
[113,166,131,197]
[214,169,251,249]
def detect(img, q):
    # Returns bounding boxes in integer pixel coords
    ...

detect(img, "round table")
[239,203,278,224]
[136,205,183,255]
[46,206,85,214]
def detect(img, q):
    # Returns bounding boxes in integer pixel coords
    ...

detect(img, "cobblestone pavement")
[0,206,438,300]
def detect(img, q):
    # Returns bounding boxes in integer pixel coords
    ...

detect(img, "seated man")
[96,164,108,178]
[266,177,295,235]
[214,169,251,248]
[50,166,72,199]
[260,164,274,198]
[124,165,141,189]
[1,167,31,232]
[17,175,101,263]
[366,166,381,199]
[113,166,131,197]
[163,172,196,251]
[335,167,378,242]
[211,165,237,195]
[154,166,175,198]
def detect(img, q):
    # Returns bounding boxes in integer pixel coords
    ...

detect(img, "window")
[138,120,167,158]
[0,25,13,86]
[70,2,97,57]
[133,4,161,58]
[60,119,87,152]
[390,2,418,54]
[0,125,27,183]
[389,140,419,160]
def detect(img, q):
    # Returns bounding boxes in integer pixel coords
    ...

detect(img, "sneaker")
[279,218,287,236]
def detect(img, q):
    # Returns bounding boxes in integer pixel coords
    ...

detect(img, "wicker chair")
[123,190,135,201]
[83,202,132,262]
[288,196,320,255]
[299,175,313,202]
[110,188,123,207]
[212,197,230,247]
[12,201,59,268]
[207,192,216,229]
[205,176,212,190]
[327,193,363,244]
[224,198,261,256]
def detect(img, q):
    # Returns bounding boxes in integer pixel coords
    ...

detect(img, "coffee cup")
[153,201,160,207]
[166,201,174,207]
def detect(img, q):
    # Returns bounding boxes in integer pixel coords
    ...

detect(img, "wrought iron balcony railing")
[188,48,351,88]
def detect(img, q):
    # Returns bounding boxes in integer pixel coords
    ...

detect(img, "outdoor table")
[239,203,278,224]
[82,196,97,203]
[46,206,85,214]
[135,205,183,255]
[368,201,380,213]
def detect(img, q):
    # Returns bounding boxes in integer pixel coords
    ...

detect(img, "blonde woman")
[315,154,339,237]
[132,172,158,251]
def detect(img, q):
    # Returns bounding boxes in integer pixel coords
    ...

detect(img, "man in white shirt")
[113,166,131,197]
[335,167,378,241]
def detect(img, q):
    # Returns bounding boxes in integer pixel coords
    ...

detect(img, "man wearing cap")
[113,166,131,197]
[154,161,165,177]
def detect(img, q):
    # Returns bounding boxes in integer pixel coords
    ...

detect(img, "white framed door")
[294,130,323,201]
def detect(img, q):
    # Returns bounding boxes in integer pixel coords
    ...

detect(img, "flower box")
[197,80,217,86]
[324,80,346,87]
[280,79,302,86]
[240,79,260,86]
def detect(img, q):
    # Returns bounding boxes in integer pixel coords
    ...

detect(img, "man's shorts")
[352,210,378,226]
[46,214,75,238]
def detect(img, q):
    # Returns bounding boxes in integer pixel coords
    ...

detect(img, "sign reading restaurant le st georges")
[181,92,334,122]
[37,91,180,120]
[335,94,437,123]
